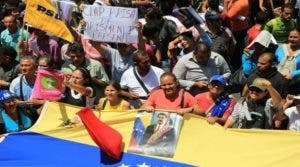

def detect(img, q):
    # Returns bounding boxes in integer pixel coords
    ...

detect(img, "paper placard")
[83,5,138,43]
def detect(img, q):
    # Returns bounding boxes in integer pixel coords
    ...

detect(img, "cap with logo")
[0,90,16,102]
[209,75,227,86]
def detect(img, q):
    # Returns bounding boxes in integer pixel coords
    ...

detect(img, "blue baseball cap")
[0,90,16,102]
[210,75,227,86]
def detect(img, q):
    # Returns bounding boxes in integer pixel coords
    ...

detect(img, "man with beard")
[243,52,288,98]
[264,3,296,43]
[0,15,29,55]
[120,51,164,108]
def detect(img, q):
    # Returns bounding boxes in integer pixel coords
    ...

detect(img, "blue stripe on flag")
[0,132,194,167]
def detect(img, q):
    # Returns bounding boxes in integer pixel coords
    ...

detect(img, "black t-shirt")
[246,69,288,98]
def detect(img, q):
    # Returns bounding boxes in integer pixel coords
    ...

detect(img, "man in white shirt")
[120,51,164,108]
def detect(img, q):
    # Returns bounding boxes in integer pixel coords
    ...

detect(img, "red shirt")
[147,89,196,110]
[246,25,262,48]
[195,92,236,118]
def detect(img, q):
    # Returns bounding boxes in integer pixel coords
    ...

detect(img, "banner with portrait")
[128,110,183,158]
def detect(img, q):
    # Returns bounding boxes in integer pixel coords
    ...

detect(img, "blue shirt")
[0,108,32,133]
[9,75,34,101]
[241,50,257,77]
[0,28,30,53]
[104,47,135,81]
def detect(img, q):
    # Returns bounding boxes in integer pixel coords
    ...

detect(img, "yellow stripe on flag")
[30,102,300,167]
[24,0,74,43]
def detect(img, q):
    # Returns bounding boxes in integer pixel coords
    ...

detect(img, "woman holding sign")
[140,72,196,114]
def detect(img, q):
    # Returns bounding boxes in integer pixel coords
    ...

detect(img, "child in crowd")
[246,11,269,48]
[276,95,300,131]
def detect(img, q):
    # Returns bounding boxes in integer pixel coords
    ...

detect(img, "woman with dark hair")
[96,81,131,111]
[61,67,95,107]
[140,72,196,114]
[275,28,300,94]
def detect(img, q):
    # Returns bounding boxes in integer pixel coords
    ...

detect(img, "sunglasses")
[210,82,224,88]
[249,87,264,93]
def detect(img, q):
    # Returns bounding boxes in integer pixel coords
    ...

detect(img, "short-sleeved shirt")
[146,89,196,110]
[246,69,288,98]
[62,87,95,107]
[228,98,276,129]
[9,75,34,101]
[195,92,235,118]
[29,36,61,67]
[158,19,179,60]
[0,28,30,53]
[104,47,135,81]
[264,17,296,43]
[120,66,164,97]
[284,106,300,131]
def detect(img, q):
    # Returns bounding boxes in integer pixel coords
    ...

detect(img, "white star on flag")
[137,162,150,167]
[119,163,130,167]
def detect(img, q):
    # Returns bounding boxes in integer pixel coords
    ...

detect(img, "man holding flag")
[24,0,74,43]
[0,15,30,55]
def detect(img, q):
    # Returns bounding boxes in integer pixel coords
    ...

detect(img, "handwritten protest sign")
[82,5,138,43]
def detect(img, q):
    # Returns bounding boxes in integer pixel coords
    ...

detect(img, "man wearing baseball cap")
[205,11,235,63]
[195,75,236,125]
[225,78,282,129]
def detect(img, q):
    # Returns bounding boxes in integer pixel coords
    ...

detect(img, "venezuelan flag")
[1,101,300,167]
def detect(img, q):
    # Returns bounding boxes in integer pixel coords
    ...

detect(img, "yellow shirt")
[103,99,127,111]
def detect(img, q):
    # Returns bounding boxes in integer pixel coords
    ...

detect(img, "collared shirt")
[10,75,34,101]
[0,28,30,53]
[229,98,275,129]
[173,51,231,89]
[104,47,135,81]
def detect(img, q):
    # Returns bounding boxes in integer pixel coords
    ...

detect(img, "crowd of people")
[1,0,300,135]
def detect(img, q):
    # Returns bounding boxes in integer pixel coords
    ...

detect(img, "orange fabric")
[147,89,196,110]
[225,0,249,31]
